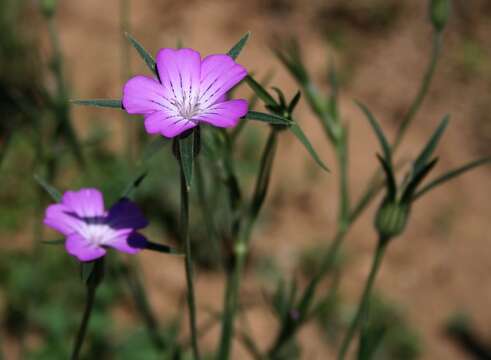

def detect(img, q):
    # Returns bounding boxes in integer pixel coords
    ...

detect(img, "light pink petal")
[199,54,247,108]
[61,188,105,218]
[156,48,202,107]
[65,233,106,262]
[143,110,181,134]
[159,117,197,138]
[196,99,248,128]
[105,232,147,255]
[44,204,85,236]
[122,75,174,115]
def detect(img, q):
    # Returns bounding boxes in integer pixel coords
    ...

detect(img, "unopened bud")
[429,0,451,32]
[375,201,410,240]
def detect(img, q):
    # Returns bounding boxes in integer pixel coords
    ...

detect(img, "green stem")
[337,239,388,360]
[218,129,278,360]
[119,261,165,350]
[392,32,443,151]
[71,284,97,360]
[180,166,201,360]
[120,0,133,160]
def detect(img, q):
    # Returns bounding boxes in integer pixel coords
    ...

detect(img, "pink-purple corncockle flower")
[44,188,148,262]
[122,48,248,138]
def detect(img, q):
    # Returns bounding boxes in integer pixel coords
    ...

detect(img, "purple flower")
[44,188,148,262]
[122,48,248,138]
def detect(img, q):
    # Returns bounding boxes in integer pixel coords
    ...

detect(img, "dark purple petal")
[199,54,247,108]
[156,48,202,105]
[105,232,147,254]
[61,188,105,218]
[196,99,248,128]
[122,75,172,115]
[65,233,106,262]
[107,198,148,230]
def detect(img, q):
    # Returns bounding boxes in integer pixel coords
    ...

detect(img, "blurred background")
[0,0,490,359]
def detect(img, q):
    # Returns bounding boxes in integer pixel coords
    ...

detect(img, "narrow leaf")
[271,87,287,108]
[289,123,329,172]
[121,170,148,199]
[414,157,491,200]
[34,175,62,202]
[402,158,439,203]
[245,75,278,108]
[355,101,391,163]
[71,99,122,109]
[412,115,449,176]
[376,154,396,200]
[244,111,291,125]
[41,239,64,245]
[288,90,302,114]
[178,132,195,190]
[227,31,251,60]
[125,32,157,75]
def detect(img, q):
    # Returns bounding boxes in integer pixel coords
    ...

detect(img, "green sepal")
[71,99,122,109]
[289,123,329,172]
[125,32,157,76]
[227,31,251,60]
[34,175,62,202]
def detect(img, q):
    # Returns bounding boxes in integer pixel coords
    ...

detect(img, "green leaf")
[71,99,122,109]
[145,241,182,255]
[141,136,171,162]
[402,158,439,203]
[178,131,195,191]
[34,175,62,202]
[271,87,287,108]
[412,115,449,176]
[244,111,291,125]
[121,170,148,199]
[227,31,251,60]
[125,32,157,76]
[355,101,391,163]
[245,75,278,108]
[289,123,329,172]
[376,154,396,200]
[413,157,491,200]
[288,90,302,114]
[41,239,64,245]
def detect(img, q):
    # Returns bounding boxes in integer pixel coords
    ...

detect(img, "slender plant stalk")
[218,129,278,360]
[179,165,201,360]
[120,0,134,160]
[337,239,388,360]
[392,32,443,150]
[71,284,97,360]
[119,260,165,350]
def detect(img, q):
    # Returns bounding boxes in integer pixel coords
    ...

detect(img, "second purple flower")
[122,48,248,138]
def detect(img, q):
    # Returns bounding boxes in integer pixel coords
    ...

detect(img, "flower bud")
[375,201,410,240]
[429,0,451,32]
[40,0,58,18]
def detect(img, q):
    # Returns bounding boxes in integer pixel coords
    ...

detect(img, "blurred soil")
[34,0,491,358]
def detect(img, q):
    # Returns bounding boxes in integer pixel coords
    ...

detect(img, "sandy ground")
[37,0,491,358]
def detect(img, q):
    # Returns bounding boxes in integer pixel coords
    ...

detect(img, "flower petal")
[44,204,84,236]
[108,198,148,230]
[65,233,106,262]
[61,189,105,219]
[199,54,247,108]
[105,232,147,255]
[156,48,202,107]
[196,99,248,128]
[122,75,174,115]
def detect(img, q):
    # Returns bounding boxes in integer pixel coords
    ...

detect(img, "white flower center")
[80,222,113,247]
